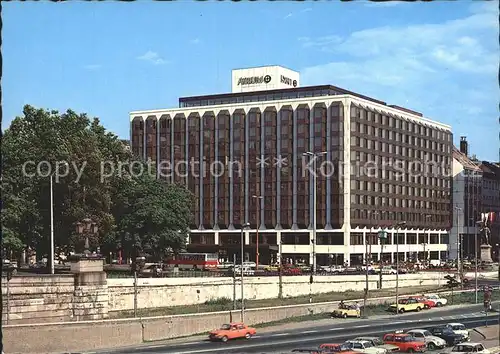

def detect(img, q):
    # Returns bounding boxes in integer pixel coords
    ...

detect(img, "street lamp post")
[395,221,407,315]
[422,214,431,267]
[421,243,427,266]
[50,174,54,275]
[475,220,482,304]
[454,207,462,280]
[364,211,379,318]
[48,162,69,274]
[303,151,327,275]
[240,222,250,322]
[252,195,263,270]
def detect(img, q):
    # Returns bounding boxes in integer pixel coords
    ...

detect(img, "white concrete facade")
[131,93,452,266]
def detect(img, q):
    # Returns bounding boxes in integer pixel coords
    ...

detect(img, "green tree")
[3,105,193,265]
[110,165,194,261]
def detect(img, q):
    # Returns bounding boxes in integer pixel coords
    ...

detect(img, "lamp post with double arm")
[240,222,251,322]
[395,221,407,315]
[303,151,327,275]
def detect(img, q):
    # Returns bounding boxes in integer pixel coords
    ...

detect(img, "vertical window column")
[308,104,314,229]
[229,110,235,229]
[214,112,219,229]
[276,109,282,229]
[292,107,298,229]
[326,104,332,228]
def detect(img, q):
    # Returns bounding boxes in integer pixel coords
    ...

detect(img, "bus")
[164,253,219,271]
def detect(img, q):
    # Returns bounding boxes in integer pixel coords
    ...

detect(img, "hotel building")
[130,65,453,266]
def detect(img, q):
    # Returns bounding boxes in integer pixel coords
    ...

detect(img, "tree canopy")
[2,105,193,261]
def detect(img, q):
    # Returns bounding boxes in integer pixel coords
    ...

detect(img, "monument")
[479,223,493,263]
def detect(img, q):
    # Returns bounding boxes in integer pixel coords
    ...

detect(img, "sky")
[3,0,499,161]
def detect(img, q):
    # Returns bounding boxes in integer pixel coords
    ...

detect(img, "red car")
[383,333,426,352]
[408,296,435,309]
[282,265,302,275]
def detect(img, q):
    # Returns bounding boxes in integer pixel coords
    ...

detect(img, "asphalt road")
[88,302,500,354]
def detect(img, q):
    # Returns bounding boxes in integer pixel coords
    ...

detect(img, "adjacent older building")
[130,65,453,266]
[451,137,500,262]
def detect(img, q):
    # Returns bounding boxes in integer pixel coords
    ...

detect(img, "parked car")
[389,298,425,313]
[427,326,465,346]
[446,323,470,341]
[264,264,280,272]
[424,294,448,307]
[382,333,426,352]
[319,343,358,353]
[208,322,256,342]
[321,265,345,273]
[407,296,435,309]
[380,266,397,275]
[332,303,361,318]
[282,265,302,275]
[448,343,490,354]
[406,329,447,350]
[344,340,387,354]
[353,337,399,352]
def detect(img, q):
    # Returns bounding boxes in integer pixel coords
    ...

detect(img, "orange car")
[319,343,360,353]
[383,333,426,352]
[208,322,257,342]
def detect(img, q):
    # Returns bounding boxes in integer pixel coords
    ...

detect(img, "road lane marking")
[353,325,370,328]
[328,327,345,330]
[175,342,204,346]
[270,333,289,336]
[302,330,319,333]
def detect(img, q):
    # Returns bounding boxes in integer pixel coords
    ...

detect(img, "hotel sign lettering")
[281,75,297,87]
[237,75,272,85]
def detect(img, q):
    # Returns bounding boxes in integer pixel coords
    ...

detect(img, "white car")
[448,343,490,354]
[446,323,470,341]
[381,266,397,275]
[344,340,388,354]
[406,329,447,350]
[425,293,448,307]
[321,265,345,273]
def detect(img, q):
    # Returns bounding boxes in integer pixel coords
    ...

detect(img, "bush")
[204,297,233,306]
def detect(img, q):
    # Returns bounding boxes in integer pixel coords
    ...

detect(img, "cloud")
[284,7,312,20]
[300,1,498,146]
[364,1,406,7]
[137,51,168,65]
[298,35,343,50]
[83,64,101,71]
[190,38,201,45]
